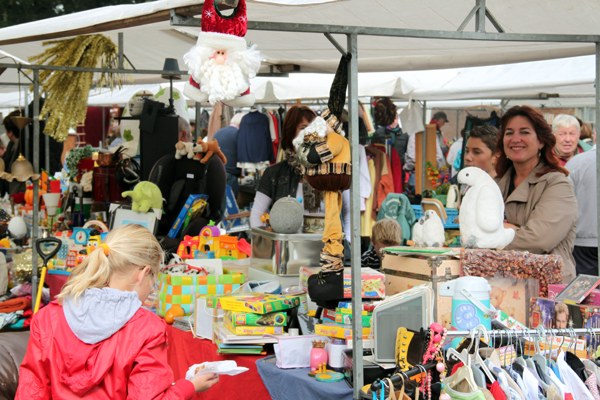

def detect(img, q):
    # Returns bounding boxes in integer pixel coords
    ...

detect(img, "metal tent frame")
[171,4,600,397]
[0,2,598,398]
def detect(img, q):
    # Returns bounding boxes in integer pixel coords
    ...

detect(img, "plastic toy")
[177,235,200,259]
[199,223,221,254]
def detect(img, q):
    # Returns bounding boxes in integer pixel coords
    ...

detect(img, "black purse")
[307,269,345,308]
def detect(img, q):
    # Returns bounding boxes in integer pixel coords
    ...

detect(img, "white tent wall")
[0,0,600,86]
[0,56,598,107]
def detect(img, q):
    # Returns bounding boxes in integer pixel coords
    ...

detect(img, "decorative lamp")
[161,58,181,113]
[43,193,61,217]
[6,68,39,182]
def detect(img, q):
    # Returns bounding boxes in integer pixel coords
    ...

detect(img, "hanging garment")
[585,370,600,400]
[487,381,507,400]
[390,147,403,193]
[376,193,417,243]
[360,158,377,237]
[491,366,525,400]
[359,145,372,211]
[366,144,394,216]
[268,111,280,160]
[547,367,571,399]
[556,351,594,399]
[462,111,501,134]
[582,360,600,390]
[443,365,486,400]
[237,111,275,163]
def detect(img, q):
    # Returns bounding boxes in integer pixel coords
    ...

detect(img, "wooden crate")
[382,249,461,329]
[382,248,536,327]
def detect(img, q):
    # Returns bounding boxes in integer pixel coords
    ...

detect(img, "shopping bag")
[194,296,224,340]
[273,335,327,369]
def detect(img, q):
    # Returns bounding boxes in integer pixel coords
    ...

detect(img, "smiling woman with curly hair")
[495,105,577,282]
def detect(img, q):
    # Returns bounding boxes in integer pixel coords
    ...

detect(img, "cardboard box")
[335,313,372,327]
[218,294,301,314]
[299,266,386,299]
[168,194,206,239]
[488,276,538,326]
[224,310,287,327]
[382,249,461,330]
[314,323,371,339]
[223,318,284,335]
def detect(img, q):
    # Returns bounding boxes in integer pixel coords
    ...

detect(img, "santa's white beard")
[196,58,249,104]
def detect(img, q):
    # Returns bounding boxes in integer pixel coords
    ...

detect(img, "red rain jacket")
[16,301,195,399]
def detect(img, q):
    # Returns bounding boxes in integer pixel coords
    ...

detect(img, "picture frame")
[109,204,159,234]
[555,274,600,305]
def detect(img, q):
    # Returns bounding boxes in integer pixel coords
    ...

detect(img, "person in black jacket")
[372,97,408,165]
[1,111,24,196]
[250,105,317,227]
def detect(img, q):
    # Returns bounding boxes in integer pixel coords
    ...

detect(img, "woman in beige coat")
[496,106,577,282]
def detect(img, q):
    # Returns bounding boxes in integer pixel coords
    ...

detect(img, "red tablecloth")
[166,325,271,400]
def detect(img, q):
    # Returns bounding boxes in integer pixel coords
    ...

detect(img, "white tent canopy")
[0,0,599,90]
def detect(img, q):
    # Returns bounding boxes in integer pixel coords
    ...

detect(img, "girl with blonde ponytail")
[17,224,219,399]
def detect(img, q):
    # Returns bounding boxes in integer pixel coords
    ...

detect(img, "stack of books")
[315,301,374,340]
[212,294,301,354]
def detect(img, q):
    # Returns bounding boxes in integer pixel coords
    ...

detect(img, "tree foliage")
[0,0,143,28]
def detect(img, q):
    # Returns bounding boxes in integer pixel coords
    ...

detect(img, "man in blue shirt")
[214,112,245,196]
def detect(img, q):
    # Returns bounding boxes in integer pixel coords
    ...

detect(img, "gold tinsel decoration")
[28,34,122,142]
[11,249,43,284]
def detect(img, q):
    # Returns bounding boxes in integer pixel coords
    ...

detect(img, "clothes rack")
[445,327,600,338]
[369,326,600,393]
[370,361,436,391]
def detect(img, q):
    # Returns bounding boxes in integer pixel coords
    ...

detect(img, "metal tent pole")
[31,69,40,305]
[346,32,364,399]
[596,42,600,275]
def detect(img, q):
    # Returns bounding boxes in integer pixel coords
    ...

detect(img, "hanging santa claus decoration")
[183,0,261,107]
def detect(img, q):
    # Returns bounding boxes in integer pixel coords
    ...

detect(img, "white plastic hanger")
[472,325,496,383]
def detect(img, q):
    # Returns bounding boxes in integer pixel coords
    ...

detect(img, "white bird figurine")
[457,167,515,249]
[412,210,445,247]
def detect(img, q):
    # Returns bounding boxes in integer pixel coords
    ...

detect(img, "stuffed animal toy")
[122,181,164,213]
[175,141,195,160]
[194,140,227,165]
[182,0,260,107]
[292,57,352,272]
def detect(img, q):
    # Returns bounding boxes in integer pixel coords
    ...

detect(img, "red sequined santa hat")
[196,0,248,51]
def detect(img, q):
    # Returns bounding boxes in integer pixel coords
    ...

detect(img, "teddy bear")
[193,140,227,165]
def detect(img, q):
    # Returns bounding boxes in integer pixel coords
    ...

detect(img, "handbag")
[307,269,344,308]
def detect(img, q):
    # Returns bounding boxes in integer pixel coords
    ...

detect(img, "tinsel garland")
[29,34,122,142]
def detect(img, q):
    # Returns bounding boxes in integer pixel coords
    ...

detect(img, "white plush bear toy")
[174,141,195,160]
